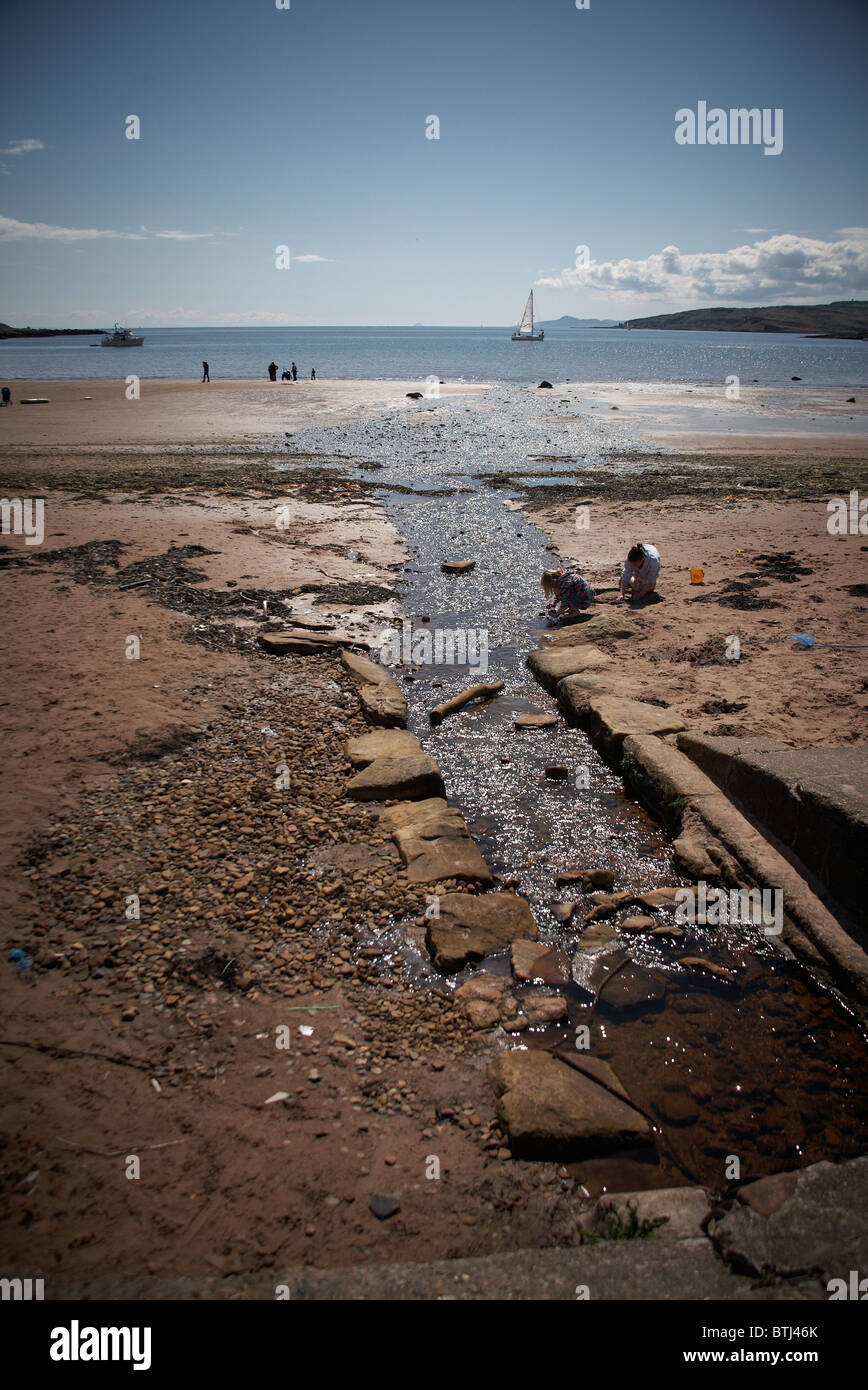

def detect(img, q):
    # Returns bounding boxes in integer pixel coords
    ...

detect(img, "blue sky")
[2,0,866,325]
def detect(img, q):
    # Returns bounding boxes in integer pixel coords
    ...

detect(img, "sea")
[0,325,865,388]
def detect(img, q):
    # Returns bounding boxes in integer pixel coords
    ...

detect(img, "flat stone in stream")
[528,644,613,695]
[357,680,408,728]
[345,728,423,767]
[441,559,476,573]
[488,1050,652,1161]
[514,712,559,729]
[511,938,571,984]
[391,805,493,885]
[347,752,445,801]
[426,891,537,972]
[590,958,668,1017]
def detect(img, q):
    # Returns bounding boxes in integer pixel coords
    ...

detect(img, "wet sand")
[0,376,491,447]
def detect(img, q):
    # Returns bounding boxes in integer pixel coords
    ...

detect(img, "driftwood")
[429,680,504,725]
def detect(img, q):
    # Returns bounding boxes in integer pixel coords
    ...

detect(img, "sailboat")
[511,290,544,341]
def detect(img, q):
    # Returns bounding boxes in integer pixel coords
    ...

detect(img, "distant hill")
[621,301,868,338]
[536,315,619,329]
[0,324,106,339]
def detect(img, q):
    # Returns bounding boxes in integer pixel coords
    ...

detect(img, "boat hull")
[511,332,544,341]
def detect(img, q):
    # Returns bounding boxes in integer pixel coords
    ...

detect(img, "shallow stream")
[294,386,868,1192]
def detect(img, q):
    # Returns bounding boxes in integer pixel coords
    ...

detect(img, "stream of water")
[291,385,868,1192]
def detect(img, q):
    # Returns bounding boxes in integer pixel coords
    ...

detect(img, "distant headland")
[617,300,868,339]
[0,323,107,340]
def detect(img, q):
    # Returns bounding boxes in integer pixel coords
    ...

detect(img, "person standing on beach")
[619,542,661,602]
[1,386,11,406]
[202,361,210,382]
[268,361,278,382]
[291,361,298,381]
[311,368,316,380]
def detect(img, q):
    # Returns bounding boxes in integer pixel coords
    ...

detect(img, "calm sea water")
[1,325,865,387]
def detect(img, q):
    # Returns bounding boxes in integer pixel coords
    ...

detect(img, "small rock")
[620,915,655,933]
[370,1193,400,1220]
[551,901,576,924]
[441,559,476,574]
[679,956,736,980]
[545,765,569,780]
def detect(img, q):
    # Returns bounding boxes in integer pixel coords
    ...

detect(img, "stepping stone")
[514,712,559,729]
[391,807,492,886]
[340,648,391,686]
[347,753,445,802]
[511,939,571,984]
[528,644,612,695]
[357,680,407,728]
[379,797,448,832]
[581,695,686,755]
[556,671,614,716]
[426,891,537,972]
[345,729,423,767]
[590,958,668,1017]
[488,1050,652,1160]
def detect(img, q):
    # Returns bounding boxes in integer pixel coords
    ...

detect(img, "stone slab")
[488,1049,652,1160]
[392,808,492,886]
[346,753,445,802]
[426,891,536,971]
[345,729,424,767]
[527,644,613,695]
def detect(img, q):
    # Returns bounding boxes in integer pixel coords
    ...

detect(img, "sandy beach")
[2,374,867,1291]
[0,377,490,448]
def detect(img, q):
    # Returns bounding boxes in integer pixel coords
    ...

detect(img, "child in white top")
[620,542,661,601]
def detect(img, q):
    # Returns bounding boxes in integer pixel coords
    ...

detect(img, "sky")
[1,0,867,326]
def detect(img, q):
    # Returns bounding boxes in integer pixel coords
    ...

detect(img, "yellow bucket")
[690,567,704,585]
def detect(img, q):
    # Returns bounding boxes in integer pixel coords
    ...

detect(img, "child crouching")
[541,567,595,621]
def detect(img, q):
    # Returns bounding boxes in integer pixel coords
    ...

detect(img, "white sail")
[518,291,534,335]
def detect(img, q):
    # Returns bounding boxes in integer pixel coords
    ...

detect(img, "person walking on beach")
[0,386,11,406]
[202,361,210,382]
[541,567,595,621]
[311,368,316,380]
[268,361,278,382]
[620,542,661,602]
[291,361,298,381]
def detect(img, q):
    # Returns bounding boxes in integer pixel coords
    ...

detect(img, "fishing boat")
[511,290,544,341]
[100,323,144,347]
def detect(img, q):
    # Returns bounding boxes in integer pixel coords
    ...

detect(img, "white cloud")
[154,229,213,240]
[0,215,145,241]
[2,139,45,156]
[536,229,868,304]
[293,253,334,262]
[0,215,215,243]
